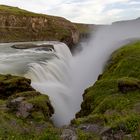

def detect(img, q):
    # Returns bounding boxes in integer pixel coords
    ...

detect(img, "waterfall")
[0,19,140,127]
[25,43,73,126]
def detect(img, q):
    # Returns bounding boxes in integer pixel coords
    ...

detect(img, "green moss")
[93,95,131,114]
[0,100,57,140]
[72,114,105,126]
[77,129,100,140]
[103,41,140,79]
[10,91,41,99]
[0,74,34,99]
[76,79,119,118]
[28,95,54,120]
[118,77,140,87]
[31,111,45,122]
[38,126,61,140]
[0,74,58,139]
[0,99,6,105]
[118,77,140,93]
[74,41,140,137]
[112,114,140,133]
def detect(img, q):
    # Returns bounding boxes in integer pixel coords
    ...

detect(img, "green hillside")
[73,41,140,139]
[0,5,39,16]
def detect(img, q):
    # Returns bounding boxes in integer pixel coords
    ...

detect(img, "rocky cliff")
[0,5,79,48]
[74,23,95,40]
[72,41,140,139]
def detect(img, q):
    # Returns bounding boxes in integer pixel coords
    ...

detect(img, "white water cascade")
[25,43,73,126]
[0,19,140,126]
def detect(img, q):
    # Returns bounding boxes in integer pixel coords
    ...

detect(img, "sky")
[0,0,140,24]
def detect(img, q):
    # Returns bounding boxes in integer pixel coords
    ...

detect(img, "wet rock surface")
[11,43,54,51]
[61,128,77,140]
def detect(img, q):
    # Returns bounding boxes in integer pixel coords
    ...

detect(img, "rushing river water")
[0,19,140,126]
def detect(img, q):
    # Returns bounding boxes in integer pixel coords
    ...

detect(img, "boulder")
[61,128,77,140]
[7,97,33,118]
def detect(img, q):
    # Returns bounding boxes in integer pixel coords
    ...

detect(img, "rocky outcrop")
[0,5,79,48]
[73,23,103,42]
[118,77,140,93]
[74,23,95,41]
[0,74,61,139]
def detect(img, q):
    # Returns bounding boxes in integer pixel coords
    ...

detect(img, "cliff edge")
[0,5,79,48]
[72,41,140,139]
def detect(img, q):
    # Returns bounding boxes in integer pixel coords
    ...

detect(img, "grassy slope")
[0,74,61,140]
[0,5,41,16]
[73,41,140,139]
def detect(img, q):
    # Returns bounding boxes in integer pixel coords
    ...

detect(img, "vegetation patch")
[73,41,140,139]
[0,74,61,139]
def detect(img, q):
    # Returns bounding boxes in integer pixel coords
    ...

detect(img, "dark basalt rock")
[0,74,34,99]
[118,77,140,93]
[61,127,77,140]
[7,97,33,118]
[11,43,54,51]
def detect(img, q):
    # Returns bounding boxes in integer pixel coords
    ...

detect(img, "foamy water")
[0,19,140,126]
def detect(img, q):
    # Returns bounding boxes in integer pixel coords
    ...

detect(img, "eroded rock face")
[0,5,80,48]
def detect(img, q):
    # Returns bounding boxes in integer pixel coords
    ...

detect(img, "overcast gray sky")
[0,0,140,24]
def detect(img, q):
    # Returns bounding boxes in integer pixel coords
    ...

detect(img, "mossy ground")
[0,74,61,140]
[73,41,140,139]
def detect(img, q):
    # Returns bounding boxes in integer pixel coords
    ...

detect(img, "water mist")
[0,19,140,127]
[57,18,140,126]
[70,19,140,108]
